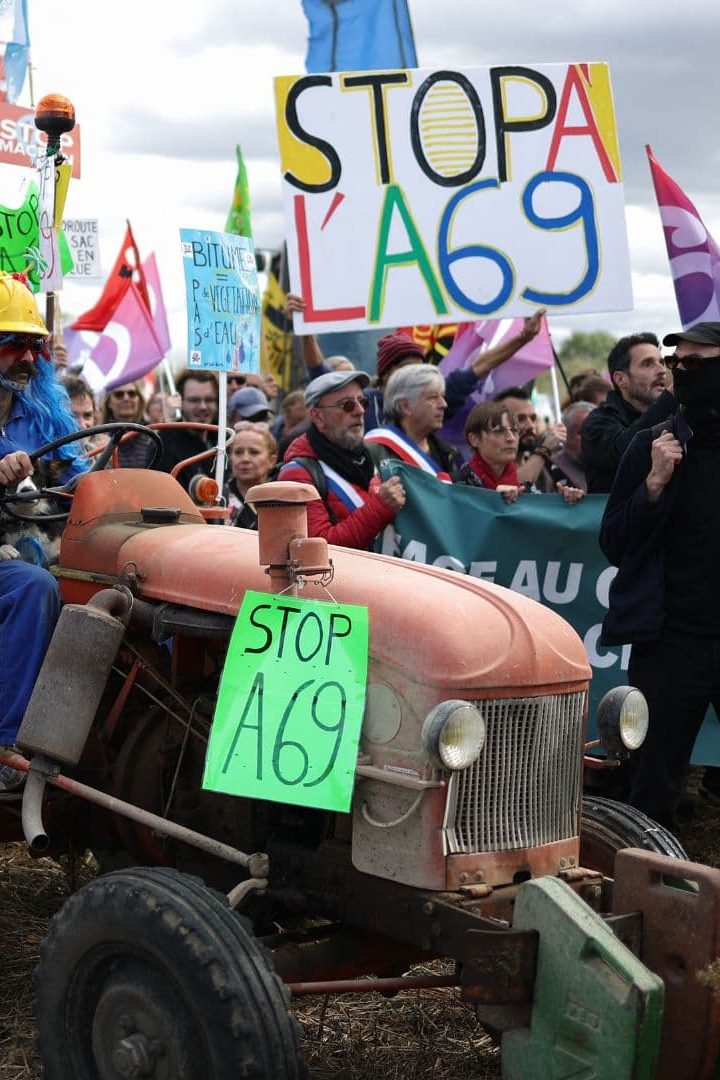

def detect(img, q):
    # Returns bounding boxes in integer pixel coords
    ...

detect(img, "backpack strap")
[291,456,338,524]
[650,417,674,440]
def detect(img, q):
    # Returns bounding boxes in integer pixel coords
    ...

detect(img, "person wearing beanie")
[600,321,720,828]
[279,370,405,550]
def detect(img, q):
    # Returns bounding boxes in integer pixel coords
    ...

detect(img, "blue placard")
[180,228,260,373]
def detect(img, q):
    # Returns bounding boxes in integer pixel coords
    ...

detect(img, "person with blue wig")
[0,272,85,793]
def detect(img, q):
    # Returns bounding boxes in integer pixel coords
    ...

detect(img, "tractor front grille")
[443,692,585,854]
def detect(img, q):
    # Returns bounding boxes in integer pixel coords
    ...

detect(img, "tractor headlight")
[422,700,485,771]
[596,686,649,757]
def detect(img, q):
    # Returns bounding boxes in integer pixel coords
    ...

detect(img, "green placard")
[203,590,369,812]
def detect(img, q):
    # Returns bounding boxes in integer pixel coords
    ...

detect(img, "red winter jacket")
[279,433,396,550]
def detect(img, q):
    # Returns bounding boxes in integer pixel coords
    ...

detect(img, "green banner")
[380,463,720,764]
[0,181,73,288]
[203,590,369,811]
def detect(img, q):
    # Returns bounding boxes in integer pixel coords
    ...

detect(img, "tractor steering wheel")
[0,423,164,523]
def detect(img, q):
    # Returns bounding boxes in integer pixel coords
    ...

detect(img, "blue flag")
[302,0,417,73]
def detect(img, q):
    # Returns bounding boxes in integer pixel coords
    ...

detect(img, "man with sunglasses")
[0,272,86,793]
[581,332,675,493]
[279,370,405,550]
[600,321,720,827]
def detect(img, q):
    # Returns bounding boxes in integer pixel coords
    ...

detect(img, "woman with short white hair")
[365,365,461,482]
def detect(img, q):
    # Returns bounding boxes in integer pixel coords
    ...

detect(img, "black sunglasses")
[314,396,368,414]
[664,352,720,372]
[0,332,49,355]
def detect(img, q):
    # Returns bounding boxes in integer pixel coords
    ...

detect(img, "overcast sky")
[16,0,720,358]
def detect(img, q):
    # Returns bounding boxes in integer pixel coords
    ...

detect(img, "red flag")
[72,222,150,331]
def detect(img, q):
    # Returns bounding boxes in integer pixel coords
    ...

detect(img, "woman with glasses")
[224,422,277,529]
[459,402,523,502]
[100,381,155,468]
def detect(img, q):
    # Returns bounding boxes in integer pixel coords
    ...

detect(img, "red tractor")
[1,424,718,1080]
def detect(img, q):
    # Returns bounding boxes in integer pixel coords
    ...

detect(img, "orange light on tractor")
[190,475,219,506]
[34,93,76,136]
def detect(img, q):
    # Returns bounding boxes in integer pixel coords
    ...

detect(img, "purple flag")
[80,283,163,394]
[143,252,171,354]
[647,145,720,327]
[439,316,555,453]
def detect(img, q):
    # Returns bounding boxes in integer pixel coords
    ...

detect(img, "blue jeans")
[0,561,61,745]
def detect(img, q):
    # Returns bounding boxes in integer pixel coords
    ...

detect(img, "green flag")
[0,181,73,288]
[225,145,253,239]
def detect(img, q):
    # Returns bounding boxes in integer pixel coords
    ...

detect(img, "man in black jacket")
[582,332,675,493]
[599,320,720,827]
[155,370,219,491]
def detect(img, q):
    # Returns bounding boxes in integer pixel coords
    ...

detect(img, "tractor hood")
[59,469,590,695]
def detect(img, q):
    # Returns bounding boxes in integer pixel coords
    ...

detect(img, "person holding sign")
[600,321,720,827]
[279,371,405,550]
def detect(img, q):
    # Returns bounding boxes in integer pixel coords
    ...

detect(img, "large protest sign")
[380,463,720,764]
[203,591,369,812]
[180,228,261,373]
[274,62,632,333]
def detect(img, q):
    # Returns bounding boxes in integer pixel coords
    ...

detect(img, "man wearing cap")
[279,371,405,550]
[227,386,272,425]
[0,272,86,792]
[600,321,720,827]
[581,332,675,493]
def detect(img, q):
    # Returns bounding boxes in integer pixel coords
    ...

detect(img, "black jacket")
[154,427,215,491]
[599,411,691,645]
[581,388,675,493]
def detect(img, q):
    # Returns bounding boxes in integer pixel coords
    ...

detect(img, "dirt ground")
[0,785,716,1080]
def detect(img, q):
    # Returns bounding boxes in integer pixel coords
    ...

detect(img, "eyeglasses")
[664,352,720,372]
[314,396,367,414]
[183,396,218,405]
[111,389,139,399]
[227,376,246,386]
[487,424,519,436]
[0,332,49,355]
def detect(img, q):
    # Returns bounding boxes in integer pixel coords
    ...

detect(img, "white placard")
[274,62,633,333]
[62,218,101,279]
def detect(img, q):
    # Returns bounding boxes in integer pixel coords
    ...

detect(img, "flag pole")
[215,374,227,494]
[33,94,75,339]
[549,364,562,422]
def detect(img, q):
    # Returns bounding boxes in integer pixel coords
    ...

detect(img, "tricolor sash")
[286,458,368,513]
[365,425,452,483]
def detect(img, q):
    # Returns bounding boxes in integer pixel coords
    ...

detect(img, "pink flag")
[143,251,171,354]
[80,283,164,394]
[647,145,720,327]
[439,316,555,453]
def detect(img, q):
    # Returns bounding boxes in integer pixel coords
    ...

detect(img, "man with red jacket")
[279,371,405,550]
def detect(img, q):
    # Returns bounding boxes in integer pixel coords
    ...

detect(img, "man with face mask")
[600,321,720,828]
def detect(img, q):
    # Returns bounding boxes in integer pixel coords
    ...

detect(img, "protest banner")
[0,101,81,177]
[180,228,261,374]
[380,463,720,764]
[0,179,73,288]
[274,61,632,333]
[203,591,369,812]
[62,218,101,279]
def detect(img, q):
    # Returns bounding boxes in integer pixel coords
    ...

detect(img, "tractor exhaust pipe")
[17,587,132,766]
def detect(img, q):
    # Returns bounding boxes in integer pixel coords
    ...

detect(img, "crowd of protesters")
[7,290,720,835]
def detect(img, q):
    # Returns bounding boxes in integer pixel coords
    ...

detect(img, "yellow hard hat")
[0,272,48,335]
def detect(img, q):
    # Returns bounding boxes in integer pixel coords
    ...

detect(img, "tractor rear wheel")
[37,867,303,1080]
